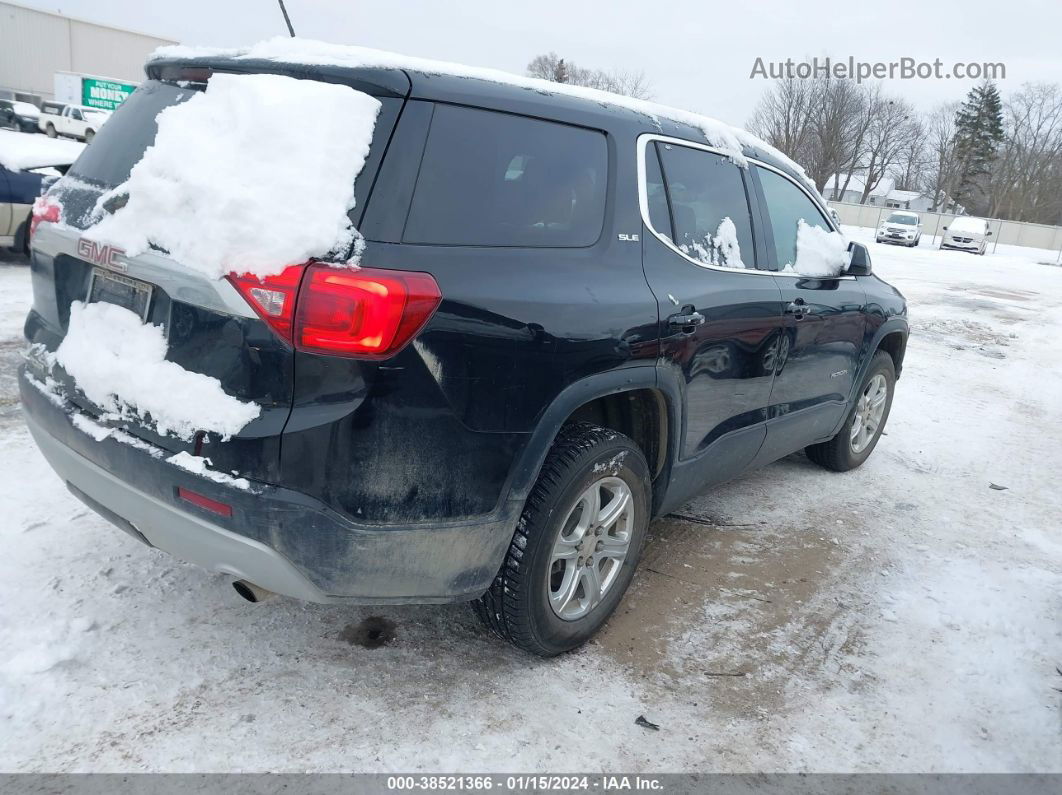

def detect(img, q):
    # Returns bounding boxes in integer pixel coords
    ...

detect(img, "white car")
[941,216,992,255]
[875,210,922,247]
[39,104,110,142]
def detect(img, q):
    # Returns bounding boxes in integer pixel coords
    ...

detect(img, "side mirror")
[942,226,948,231]
[847,242,872,276]
[987,230,993,236]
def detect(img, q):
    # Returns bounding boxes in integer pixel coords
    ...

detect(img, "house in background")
[825,173,949,213]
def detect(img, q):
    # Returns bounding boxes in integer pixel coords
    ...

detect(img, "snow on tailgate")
[53,301,260,440]
[85,72,381,280]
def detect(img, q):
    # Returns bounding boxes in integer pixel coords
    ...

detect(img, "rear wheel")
[473,422,651,656]
[45,123,56,138]
[806,350,895,472]
[84,129,94,142]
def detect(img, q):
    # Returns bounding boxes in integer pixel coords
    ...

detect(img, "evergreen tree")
[950,81,1005,209]
[553,58,569,84]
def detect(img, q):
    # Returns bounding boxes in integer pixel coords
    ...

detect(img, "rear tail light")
[29,195,61,240]
[227,263,441,359]
[227,265,304,340]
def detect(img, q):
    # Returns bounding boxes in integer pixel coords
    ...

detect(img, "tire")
[473,422,651,656]
[16,218,30,257]
[45,123,56,138]
[805,350,896,472]
[84,129,94,142]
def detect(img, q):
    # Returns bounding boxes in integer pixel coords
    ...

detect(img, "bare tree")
[527,52,569,83]
[526,53,653,99]
[829,84,882,202]
[922,103,960,212]
[988,83,1062,223]
[747,77,819,167]
[857,97,919,203]
[893,117,928,192]
[806,79,867,193]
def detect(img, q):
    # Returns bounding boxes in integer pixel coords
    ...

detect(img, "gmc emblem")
[77,238,127,271]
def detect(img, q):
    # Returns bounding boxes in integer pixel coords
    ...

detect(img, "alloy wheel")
[548,476,634,621]
[850,373,888,454]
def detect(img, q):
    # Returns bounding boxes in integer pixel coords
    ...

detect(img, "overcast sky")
[25,0,1062,125]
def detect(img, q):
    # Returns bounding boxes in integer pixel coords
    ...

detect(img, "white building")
[824,173,944,213]
[0,1,176,107]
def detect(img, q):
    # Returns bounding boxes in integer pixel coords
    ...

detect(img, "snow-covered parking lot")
[0,232,1059,773]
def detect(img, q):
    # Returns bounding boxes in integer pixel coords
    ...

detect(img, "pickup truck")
[39,104,109,142]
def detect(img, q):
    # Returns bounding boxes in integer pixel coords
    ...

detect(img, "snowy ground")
[0,236,1059,773]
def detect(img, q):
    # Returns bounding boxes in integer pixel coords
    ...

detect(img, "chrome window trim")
[636,133,854,280]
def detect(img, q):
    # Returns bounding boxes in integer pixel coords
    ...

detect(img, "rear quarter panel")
[280,107,659,525]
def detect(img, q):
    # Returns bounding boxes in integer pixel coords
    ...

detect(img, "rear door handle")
[667,310,706,329]
[785,298,807,317]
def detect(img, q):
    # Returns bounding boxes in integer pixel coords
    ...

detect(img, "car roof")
[147,42,811,187]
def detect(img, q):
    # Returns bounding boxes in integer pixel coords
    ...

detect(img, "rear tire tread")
[472,422,631,655]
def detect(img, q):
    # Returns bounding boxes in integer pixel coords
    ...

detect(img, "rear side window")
[655,143,756,270]
[403,105,607,247]
[644,144,672,242]
[756,167,830,269]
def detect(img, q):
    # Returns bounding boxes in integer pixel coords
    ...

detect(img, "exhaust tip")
[233,579,274,603]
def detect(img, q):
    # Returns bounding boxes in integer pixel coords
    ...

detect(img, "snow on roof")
[826,174,931,204]
[886,209,919,217]
[151,37,812,184]
[826,173,897,198]
[0,130,84,171]
[949,216,988,233]
[887,190,922,202]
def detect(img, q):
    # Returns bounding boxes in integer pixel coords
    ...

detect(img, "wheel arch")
[503,367,675,514]
[876,325,909,379]
[828,319,908,441]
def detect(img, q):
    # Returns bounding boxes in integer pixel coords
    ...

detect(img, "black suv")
[19,54,908,656]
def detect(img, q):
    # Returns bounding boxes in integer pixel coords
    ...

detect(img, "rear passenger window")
[644,144,672,242]
[655,143,755,270]
[756,167,831,269]
[403,105,607,247]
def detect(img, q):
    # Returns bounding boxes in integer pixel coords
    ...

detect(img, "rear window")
[68,80,198,188]
[403,105,607,247]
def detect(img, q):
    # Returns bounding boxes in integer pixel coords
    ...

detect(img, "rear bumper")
[20,365,516,604]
